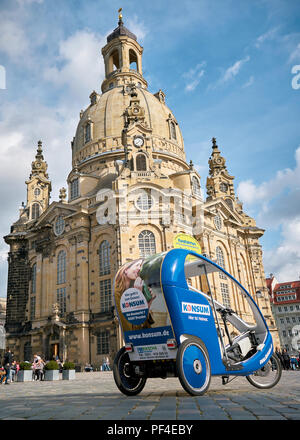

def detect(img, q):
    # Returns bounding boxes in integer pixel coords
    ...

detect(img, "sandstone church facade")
[4,14,279,367]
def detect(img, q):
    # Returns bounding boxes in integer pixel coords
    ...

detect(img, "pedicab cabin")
[113,249,282,396]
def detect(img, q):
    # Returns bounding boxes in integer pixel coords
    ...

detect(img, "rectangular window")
[220,282,231,308]
[283,330,286,337]
[100,279,112,312]
[30,296,36,321]
[97,331,110,355]
[70,178,79,200]
[57,287,66,316]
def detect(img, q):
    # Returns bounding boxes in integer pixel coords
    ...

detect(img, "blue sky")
[0,0,300,297]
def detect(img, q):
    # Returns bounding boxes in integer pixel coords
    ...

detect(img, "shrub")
[19,362,32,370]
[44,360,59,370]
[63,361,75,370]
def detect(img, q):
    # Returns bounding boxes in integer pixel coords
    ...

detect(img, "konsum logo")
[182,302,210,316]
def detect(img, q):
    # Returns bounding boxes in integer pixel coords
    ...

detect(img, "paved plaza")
[0,370,300,420]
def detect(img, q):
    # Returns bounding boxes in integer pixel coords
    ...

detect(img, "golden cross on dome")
[118,8,123,20]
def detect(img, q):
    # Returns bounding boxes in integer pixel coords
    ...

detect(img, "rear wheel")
[176,337,211,396]
[246,353,282,389]
[113,347,146,396]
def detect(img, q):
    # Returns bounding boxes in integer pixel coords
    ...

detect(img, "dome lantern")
[101,9,147,92]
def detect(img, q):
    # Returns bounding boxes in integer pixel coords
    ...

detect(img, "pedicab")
[113,249,282,396]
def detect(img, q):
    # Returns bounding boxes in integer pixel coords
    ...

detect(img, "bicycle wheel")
[176,336,211,396]
[246,353,282,389]
[113,347,146,396]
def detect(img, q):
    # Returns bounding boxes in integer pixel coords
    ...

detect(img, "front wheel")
[113,347,146,396]
[176,337,211,396]
[246,353,282,389]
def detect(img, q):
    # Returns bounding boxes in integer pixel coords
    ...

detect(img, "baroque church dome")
[71,16,187,174]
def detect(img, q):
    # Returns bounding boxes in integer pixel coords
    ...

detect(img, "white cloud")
[242,75,254,88]
[16,0,43,4]
[0,95,78,296]
[222,55,250,83]
[237,146,300,281]
[44,30,106,103]
[263,217,300,282]
[0,19,30,61]
[126,15,148,42]
[208,55,250,90]
[237,146,300,210]
[255,27,280,48]
[289,43,300,63]
[183,62,206,92]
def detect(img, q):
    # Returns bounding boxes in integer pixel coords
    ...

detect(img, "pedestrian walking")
[32,354,42,380]
[3,348,13,384]
[11,361,18,382]
[282,348,290,370]
[290,356,298,370]
[105,356,111,371]
[102,358,107,371]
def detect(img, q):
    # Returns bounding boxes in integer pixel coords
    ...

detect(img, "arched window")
[34,187,40,197]
[31,263,37,294]
[109,49,120,72]
[136,154,147,171]
[84,122,91,144]
[30,263,36,321]
[192,176,201,196]
[54,216,65,236]
[99,240,110,276]
[214,214,222,230]
[129,49,138,71]
[170,121,177,140]
[216,246,227,280]
[225,198,234,210]
[70,178,79,200]
[32,203,40,220]
[57,250,66,285]
[138,230,156,258]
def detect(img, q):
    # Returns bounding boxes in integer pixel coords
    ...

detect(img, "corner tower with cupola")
[25,140,52,221]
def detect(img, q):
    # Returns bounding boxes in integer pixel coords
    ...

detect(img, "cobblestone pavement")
[0,370,300,420]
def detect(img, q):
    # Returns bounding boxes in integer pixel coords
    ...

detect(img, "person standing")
[282,348,290,370]
[3,348,12,384]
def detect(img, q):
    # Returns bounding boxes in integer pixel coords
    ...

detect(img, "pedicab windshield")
[184,254,268,343]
